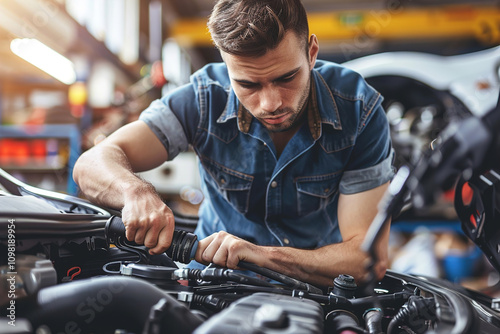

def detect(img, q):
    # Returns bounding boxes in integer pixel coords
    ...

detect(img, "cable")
[224,271,276,288]
[237,261,323,294]
[191,266,276,288]
[102,261,124,274]
[66,266,81,281]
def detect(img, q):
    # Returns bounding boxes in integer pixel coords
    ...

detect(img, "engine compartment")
[1,209,500,334]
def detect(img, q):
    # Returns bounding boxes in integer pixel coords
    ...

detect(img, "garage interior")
[1,0,500,296]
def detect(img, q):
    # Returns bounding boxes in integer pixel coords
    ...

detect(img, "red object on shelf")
[31,139,47,165]
[13,140,30,166]
[0,139,12,165]
[0,138,65,168]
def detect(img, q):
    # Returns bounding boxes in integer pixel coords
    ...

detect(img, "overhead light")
[10,38,76,85]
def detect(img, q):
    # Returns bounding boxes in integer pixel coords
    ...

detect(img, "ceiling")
[168,0,498,17]
[167,0,500,67]
[0,0,498,87]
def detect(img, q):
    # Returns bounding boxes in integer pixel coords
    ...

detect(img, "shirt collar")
[217,87,239,124]
[311,69,342,131]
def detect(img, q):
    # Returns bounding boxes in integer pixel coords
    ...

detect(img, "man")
[73,0,393,287]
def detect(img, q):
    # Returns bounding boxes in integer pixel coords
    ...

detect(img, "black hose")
[325,310,364,334]
[105,215,198,263]
[387,305,409,334]
[348,291,411,315]
[191,294,231,311]
[364,308,383,334]
[17,276,203,334]
[387,296,436,334]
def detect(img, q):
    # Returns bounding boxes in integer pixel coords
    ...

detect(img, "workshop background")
[0,0,499,292]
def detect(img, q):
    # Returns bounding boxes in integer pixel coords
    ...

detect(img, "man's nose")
[259,87,282,113]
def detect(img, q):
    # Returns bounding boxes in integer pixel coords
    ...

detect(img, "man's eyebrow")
[233,67,302,85]
[233,78,257,85]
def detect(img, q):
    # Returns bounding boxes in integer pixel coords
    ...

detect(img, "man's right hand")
[121,186,175,255]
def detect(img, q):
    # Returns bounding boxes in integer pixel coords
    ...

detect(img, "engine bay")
[1,198,500,334]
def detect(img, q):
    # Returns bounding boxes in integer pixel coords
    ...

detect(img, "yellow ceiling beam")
[170,5,500,47]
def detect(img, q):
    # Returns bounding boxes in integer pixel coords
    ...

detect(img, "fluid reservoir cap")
[333,274,357,298]
[253,304,289,329]
[334,274,357,289]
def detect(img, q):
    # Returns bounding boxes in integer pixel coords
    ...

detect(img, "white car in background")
[344,46,500,167]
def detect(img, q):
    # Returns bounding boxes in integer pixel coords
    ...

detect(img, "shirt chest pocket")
[202,159,254,214]
[295,173,341,216]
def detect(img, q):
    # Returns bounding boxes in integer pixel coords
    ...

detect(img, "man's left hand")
[195,231,260,269]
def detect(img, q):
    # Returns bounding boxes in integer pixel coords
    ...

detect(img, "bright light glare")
[10,38,76,85]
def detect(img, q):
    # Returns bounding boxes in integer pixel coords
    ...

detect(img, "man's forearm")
[73,144,151,209]
[255,238,384,287]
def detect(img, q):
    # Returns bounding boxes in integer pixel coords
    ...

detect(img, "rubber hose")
[364,308,383,334]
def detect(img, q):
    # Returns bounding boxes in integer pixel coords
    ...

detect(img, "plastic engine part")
[193,292,324,334]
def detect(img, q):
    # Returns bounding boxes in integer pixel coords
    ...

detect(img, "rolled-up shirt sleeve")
[339,103,395,194]
[340,148,394,194]
[139,84,199,161]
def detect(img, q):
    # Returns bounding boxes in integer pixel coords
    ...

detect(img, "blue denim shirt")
[139,60,394,250]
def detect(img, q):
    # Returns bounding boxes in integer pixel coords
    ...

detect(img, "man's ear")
[308,34,319,70]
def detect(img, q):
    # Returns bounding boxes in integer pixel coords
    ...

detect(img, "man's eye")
[278,75,296,83]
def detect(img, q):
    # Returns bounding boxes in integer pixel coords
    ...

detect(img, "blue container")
[442,246,482,283]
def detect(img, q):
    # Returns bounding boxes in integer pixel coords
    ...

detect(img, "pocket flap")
[296,174,340,198]
[203,159,253,191]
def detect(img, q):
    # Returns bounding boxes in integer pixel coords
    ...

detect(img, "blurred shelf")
[0,124,80,195]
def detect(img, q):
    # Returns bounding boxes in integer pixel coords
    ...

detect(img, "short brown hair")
[208,0,309,57]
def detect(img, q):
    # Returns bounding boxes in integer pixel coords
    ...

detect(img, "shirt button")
[324,188,330,193]
[220,178,226,184]
[271,181,278,188]
[283,238,290,245]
